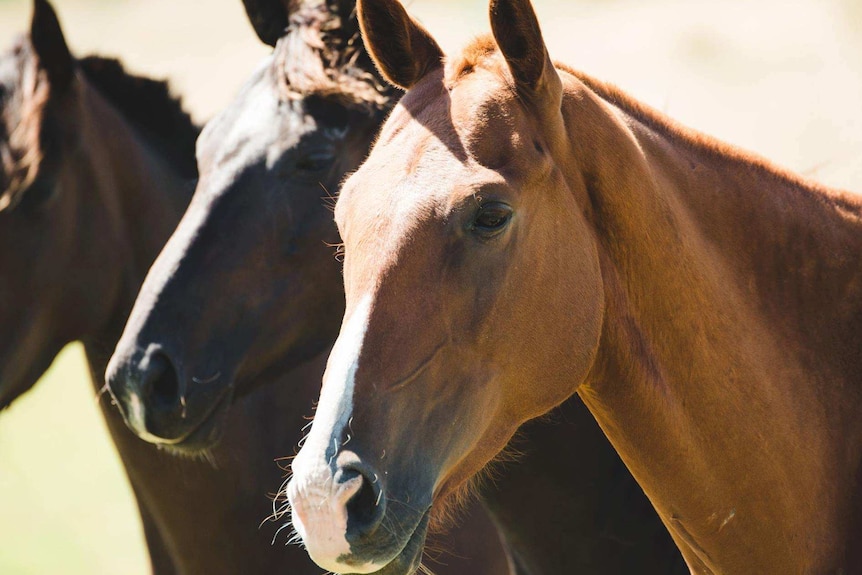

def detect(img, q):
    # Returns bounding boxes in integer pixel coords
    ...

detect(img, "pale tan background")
[1,0,860,573]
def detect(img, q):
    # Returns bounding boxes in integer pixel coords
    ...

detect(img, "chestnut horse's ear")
[357,0,444,90]
[489,0,561,101]
[31,0,75,90]
[241,0,292,47]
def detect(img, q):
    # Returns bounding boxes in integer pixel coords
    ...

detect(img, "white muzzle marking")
[288,294,384,574]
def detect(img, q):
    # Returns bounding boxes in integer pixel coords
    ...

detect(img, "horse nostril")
[142,352,180,409]
[341,465,385,536]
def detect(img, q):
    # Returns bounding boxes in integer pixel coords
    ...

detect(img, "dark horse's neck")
[567,68,862,574]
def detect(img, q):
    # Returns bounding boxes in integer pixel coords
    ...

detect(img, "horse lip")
[144,383,234,448]
[341,507,431,575]
[366,508,431,575]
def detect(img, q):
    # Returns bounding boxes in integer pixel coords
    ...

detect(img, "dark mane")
[275,0,394,114]
[79,56,199,179]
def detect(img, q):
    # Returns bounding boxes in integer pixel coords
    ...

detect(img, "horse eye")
[471,202,513,237]
[295,151,334,173]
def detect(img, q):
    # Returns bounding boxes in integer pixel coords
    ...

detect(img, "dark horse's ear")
[489,0,561,103]
[357,0,444,90]
[241,0,293,47]
[31,0,75,90]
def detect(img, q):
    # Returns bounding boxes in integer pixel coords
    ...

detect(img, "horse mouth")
[144,385,234,454]
[342,510,431,575]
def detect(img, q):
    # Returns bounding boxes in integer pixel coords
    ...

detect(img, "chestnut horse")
[1,2,357,573]
[107,0,685,573]
[288,0,862,573]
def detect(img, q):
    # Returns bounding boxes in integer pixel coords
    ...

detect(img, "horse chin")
[345,511,430,575]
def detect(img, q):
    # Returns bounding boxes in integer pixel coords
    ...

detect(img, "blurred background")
[1,0,860,573]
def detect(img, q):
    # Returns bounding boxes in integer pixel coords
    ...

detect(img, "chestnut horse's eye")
[471,202,513,237]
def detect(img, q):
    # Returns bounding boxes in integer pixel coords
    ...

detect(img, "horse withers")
[288,0,862,573]
[107,1,686,574]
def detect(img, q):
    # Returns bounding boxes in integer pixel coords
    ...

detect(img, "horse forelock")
[276,1,393,114]
[0,37,49,211]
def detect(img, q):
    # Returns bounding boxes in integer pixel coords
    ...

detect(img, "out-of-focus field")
[0,0,860,573]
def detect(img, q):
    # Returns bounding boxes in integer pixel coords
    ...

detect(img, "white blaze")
[288,294,382,574]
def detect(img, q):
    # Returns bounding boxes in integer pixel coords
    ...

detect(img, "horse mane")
[78,56,199,179]
[275,0,394,114]
[558,64,861,206]
[449,35,862,215]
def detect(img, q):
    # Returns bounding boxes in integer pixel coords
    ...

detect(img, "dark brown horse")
[106,1,685,574]
[0,2,351,573]
[288,0,862,573]
[104,1,511,574]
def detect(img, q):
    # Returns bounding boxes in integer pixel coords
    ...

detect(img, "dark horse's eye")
[295,151,334,173]
[471,202,513,237]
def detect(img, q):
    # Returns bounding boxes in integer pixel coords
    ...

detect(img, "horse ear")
[31,0,75,90]
[489,0,560,101]
[357,0,444,90]
[241,0,293,47]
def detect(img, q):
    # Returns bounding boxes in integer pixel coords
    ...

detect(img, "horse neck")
[569,81,862,571]
[76,80,192,378]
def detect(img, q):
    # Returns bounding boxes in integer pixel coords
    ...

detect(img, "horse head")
[0,0,110,408]
[106,0,390,452]
[287,0,606,572]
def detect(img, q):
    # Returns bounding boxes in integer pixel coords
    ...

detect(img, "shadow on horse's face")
[0,4,121,409]
[107,53,380,452]
[287,1,604,573]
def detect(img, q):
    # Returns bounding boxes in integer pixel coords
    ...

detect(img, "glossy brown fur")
[314,0,862,573]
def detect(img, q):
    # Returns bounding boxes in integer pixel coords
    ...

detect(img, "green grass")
[0,344,148,575]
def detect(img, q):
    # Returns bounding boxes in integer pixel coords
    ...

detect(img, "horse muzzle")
[106,343,232,451]
[287,448,431,575]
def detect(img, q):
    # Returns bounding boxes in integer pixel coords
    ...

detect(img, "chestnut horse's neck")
[74,73,194,376]
[567,70,862,573]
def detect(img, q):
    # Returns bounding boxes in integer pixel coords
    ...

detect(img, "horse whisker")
[271,521,293,546]
[94,382,111,404]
